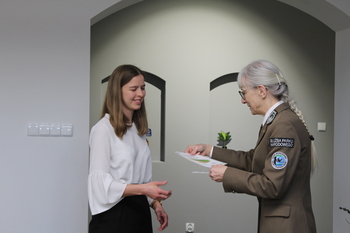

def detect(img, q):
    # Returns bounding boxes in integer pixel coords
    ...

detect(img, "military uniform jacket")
[212,103,316,233]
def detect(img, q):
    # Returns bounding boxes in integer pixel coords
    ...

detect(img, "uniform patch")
[271,152,288,169]
[269,138,294,148]
[266,110,277,125]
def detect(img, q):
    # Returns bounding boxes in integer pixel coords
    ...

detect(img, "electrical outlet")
[186,222,194,232]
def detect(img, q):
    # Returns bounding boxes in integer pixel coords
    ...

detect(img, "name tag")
[146,128,152,137]
[269,138,294,148]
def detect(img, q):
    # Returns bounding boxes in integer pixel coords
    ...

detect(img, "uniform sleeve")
[222,120,301,199]
[88,123,127,215]
[212,147,255,171]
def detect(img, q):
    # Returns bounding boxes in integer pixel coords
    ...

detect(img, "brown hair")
[101,64,148,139]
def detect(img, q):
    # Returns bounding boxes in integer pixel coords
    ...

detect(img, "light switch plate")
[39,124,50,136]
[61,124,73,136]
[317,122,326,132]
[50,124,61,136]
[27,123,39,136]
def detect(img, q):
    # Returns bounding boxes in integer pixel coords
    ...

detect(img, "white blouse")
[88,114,152,215]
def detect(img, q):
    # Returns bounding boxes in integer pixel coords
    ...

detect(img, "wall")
[0,0,349,232]
[0,0,123,232]
[90,0,335,232]
[334,27,350,233]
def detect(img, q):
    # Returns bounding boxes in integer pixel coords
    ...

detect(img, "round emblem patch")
[271,152,288,169]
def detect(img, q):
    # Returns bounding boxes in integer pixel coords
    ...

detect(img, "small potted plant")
[217,131,231,149]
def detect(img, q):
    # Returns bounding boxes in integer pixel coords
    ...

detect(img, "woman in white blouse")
[88,65,172,233]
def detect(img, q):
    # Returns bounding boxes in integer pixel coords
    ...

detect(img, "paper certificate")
[175,151,227,168]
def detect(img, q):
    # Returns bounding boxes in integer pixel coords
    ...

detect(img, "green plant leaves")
[218,131,231,141]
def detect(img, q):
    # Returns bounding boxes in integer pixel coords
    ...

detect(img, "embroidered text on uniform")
[269,138,294,148]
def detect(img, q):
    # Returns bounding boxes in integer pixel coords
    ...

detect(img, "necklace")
[126,122,133,126]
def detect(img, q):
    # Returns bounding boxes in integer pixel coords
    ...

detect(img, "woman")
[185,60,317,233]
[88,65,172,233]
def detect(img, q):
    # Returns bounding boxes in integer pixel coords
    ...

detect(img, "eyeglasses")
[238,87,255,100]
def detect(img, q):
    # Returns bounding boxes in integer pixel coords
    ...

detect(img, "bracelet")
[150,200,163,209]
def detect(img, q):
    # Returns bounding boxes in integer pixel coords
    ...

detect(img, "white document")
[175,151,227,168]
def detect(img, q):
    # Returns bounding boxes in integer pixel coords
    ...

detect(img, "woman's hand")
[185,144,212,156]
[152,201,169,231]
[209,164,228,182]
[123,181,172,201]
[142,181,172,201]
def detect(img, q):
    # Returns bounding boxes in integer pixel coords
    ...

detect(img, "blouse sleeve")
[88,122,127,215]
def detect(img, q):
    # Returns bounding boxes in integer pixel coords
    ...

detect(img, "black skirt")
[89,195,153,233]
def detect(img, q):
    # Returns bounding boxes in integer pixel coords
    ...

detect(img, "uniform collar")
[262,100,284,126]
